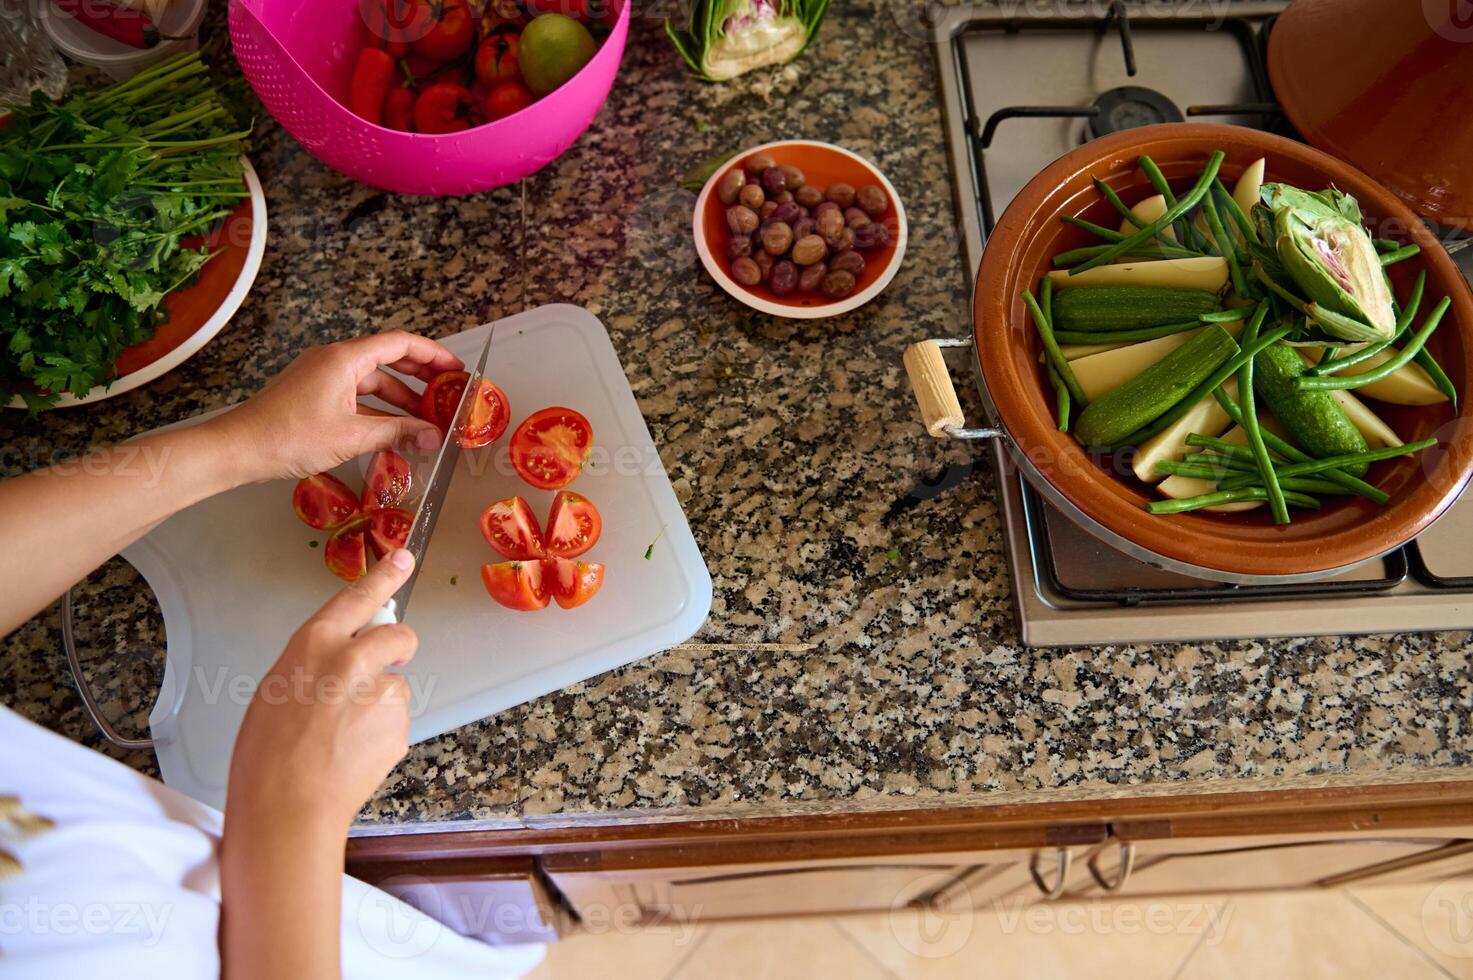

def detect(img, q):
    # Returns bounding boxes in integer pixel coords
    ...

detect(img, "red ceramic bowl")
[974,123,1473,582]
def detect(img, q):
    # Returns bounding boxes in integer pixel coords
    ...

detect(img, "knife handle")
[361,599,398,634]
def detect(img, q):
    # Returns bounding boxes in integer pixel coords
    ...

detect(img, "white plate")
[6,156,267,410]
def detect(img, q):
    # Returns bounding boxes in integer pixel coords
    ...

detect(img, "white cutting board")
[131,305,712,809]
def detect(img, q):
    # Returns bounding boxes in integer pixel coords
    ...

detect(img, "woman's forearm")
[220,804,345,980]
[0,418,247,635]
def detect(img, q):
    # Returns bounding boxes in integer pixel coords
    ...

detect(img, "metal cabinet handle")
[62,588,154,750]
[902,337,1006,441]
[1029,847,1072,899]
[1087,842,1136,892]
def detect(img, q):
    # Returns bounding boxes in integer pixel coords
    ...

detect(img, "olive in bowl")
[693,140,908,319]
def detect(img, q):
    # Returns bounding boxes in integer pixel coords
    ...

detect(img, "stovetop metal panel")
[929,1,1473,645]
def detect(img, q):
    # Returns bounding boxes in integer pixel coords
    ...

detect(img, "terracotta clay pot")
[1269,0,1473,231]
[974,123,1473,581]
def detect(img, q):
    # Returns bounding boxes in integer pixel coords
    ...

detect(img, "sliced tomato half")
[324,517,371,582]
[544,557,605,610]
[420,370,510,449]
[293,473,361,530]
[544,491,601,558]
[509,407,593,490]
[462,379,511,449]
[362,450,413,510]
[479,496,546,560]
[480,560,550,611]
[367,507,414,559]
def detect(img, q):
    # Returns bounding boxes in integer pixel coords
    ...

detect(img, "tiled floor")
[525,880,1473,979]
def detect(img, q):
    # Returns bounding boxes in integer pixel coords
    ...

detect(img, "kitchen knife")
[365,325,497,628]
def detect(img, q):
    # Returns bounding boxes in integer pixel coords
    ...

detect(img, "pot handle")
[903,337,1005,441]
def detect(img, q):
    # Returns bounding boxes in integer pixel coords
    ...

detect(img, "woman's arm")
[0,331,460,635]
[221,550,421,980]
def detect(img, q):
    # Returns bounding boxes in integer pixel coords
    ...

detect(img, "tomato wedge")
[509,407,593,490]
[366,507,413,559]
[545,558,605,610]
[544,491,601,558]
[481,560,550,611]
[293,473,360,530]
[419,370,511,449]
[324,518,371,582]
[480,496,546,560]
[362,450,413,510]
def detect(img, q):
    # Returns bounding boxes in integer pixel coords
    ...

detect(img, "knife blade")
[366,325,497,627]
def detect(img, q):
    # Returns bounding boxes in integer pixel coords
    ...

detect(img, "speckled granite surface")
[2,5,1470,836]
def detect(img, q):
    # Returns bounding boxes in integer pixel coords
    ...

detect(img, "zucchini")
[1253,343,1369,475]
[1054,286,1221,332]
[1075,324,1239,448]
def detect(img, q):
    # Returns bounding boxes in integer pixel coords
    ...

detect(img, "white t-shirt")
[0,707,544,978]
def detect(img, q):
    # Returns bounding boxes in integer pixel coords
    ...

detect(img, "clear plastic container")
[38,0,206,80]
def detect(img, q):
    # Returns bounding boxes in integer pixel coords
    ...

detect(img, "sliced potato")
[1309,346,1447,405]
[1069,322,1243,402]
[1132,378,1237,483]
[1047,256,1229,293]
[1233,158,1266,215]
[1157,426,1261,513]
[1117,194,1177,241]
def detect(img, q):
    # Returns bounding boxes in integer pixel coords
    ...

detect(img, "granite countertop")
[2,4,1471,836]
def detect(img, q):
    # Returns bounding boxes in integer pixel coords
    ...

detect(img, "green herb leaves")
[0,51,251,408]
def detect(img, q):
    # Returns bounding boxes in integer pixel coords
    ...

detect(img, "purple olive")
[727,235,753,260]
[761,166,787,196]
[830,249,865,277]
[754,250,775,281]
[844,207,872,229]
[770,259,798,296]
[792,216,816,240]
[770,201,802,225]
[853,221,891,251]
[813,200,841,219]
[730,256,761,286]
[798,260,827,292]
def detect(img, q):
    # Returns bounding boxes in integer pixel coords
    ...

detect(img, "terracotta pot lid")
[974,123,1473,581]
[1269,0,1473,231]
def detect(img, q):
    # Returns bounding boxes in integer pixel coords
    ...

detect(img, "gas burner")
[1086,86,1185,140]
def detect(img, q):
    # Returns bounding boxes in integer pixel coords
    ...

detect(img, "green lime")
[519,13,597,97]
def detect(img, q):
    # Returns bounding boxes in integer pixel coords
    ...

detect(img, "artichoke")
[1260,183,1396,342]
[666,0,829,82]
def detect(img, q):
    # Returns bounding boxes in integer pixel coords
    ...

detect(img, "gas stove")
[930,1,1473,645]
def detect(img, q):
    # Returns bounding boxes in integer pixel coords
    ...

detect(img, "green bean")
[1207,389,1391,504]
[1202,190,1249,302]
[1070,151,1225,274]
[1277,477,1355,496]
[1138,154,1197,249]
[1414,346,1459,406]
[1094,177,1147,229]
[1024,284,1087,408]
[1310,270,1424,376]
[1061,215,1127,243]
[1379,244,1421,266]
[1185,433,1258,462]
[1373,238,1402,253]
[1051,242,1203,267]
[1197,308,1250,324]
[1213,179,1260,246]
[1217,437,1438,490]
[1183,451,1256,472]
[1047,364,1070,433]
[1119,324,1291,446]
[1053,321,1204,345]
[1295,297,1450,391]
[1236,303,1289,524]
[1146,486,1320,515]
[1154,460,1241,481]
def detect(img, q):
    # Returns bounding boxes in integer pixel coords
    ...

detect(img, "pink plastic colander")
[228,0,628,195]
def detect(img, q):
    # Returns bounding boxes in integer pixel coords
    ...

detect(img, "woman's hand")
[211,331,464,485]
[226,549,421,835]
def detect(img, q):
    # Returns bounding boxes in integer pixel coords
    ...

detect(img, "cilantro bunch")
[0,51,252,409]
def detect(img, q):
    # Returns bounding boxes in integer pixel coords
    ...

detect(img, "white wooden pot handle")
[902,336,1005,441]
